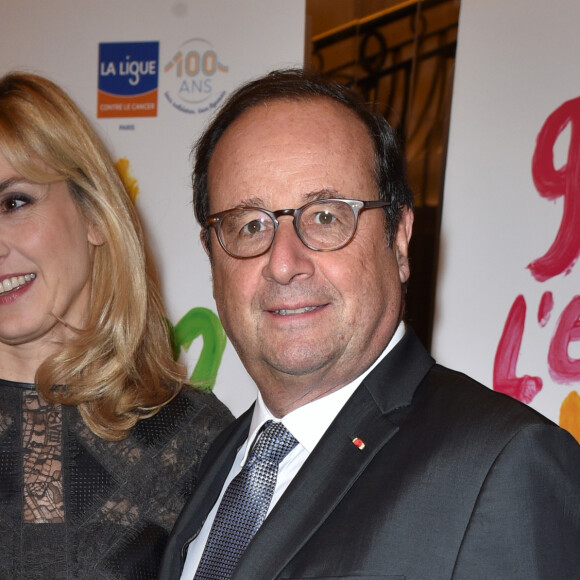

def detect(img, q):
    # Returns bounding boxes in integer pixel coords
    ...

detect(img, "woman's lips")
[0,273,36,295]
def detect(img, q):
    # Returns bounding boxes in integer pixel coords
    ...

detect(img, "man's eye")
[313,211,336,225]
[0,195,31,213]
[242,220,266,235]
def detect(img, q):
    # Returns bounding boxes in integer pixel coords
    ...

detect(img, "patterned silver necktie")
[194,420,298,580]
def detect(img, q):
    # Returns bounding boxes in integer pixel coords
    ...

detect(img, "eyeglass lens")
[217,200,358,257]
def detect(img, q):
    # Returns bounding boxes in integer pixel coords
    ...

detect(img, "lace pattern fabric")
[0,378,233,580]
[22,392,64,524]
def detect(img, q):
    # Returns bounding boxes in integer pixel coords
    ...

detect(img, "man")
[160,69,580,579]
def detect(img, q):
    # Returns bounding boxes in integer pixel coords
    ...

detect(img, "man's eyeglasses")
[206,198,390,258]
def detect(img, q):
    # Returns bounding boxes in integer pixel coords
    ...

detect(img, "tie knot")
[250,420,298,466]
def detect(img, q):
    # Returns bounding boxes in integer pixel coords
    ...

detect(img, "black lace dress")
[0,378,233,580]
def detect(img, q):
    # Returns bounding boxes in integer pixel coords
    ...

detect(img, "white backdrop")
[0,0,305,416]
[434,0,580,441]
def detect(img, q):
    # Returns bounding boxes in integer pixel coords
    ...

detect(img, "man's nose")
[261,218,315,285]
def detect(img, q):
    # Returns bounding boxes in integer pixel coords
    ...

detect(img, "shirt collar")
[243,321,406,465]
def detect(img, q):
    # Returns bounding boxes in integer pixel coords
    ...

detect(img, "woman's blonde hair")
[0,71,185,440]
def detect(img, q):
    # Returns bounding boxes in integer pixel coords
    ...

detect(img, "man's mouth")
[274,305,320,316]
[0,273,36,295]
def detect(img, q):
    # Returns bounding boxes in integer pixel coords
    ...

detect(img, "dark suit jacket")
[160,328,580,579]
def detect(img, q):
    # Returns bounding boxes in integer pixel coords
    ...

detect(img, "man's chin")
[262,347,338,378]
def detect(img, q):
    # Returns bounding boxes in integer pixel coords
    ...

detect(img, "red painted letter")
[494,295,543,403]
[548,295,580,383]
[537,291,554,327]
[529,96,580,281]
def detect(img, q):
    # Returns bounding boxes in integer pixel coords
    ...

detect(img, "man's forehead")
[206,96,377,211]
[223,96,367,140]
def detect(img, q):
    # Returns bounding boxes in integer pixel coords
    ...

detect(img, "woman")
[0,72,232,579]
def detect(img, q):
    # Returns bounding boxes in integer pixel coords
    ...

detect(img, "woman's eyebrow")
[0,177,28,194]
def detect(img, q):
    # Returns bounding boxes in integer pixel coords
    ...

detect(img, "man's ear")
[200,229,212,259]
[394,207,413,284]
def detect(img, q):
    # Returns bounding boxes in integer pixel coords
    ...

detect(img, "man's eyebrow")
[237,189,342,209]
[238,196,266,207]
[303,188,340,202]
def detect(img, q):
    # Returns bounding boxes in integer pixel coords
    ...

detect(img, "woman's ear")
[87,223,106,246]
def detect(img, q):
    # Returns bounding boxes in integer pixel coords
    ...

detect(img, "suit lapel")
[234,390,399,579]
[234,328,435,579]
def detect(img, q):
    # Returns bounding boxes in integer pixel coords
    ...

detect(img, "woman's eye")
[0,195,31,213]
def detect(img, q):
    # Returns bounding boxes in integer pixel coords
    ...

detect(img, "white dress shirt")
[179,322,406,579]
